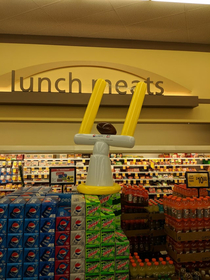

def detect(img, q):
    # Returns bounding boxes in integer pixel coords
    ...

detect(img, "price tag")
[38,175,42,179]
[157,194,160,198]
[133,159,136,163]
[83,160,85,163]
[124,159,127,163]
[44,174,48,179]
[123,166,126,170]
[68,160,71,163]
[186,172,209,188]
[186,159,188,162]
[18,161,22,166]
[144,166,147,170]
[84,167,86,171]
[193,159,195,162]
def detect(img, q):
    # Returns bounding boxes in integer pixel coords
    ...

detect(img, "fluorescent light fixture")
[152,0,210,4]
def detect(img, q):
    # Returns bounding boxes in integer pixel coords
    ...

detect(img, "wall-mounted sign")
[185,171,209,188]
[49,167,76,185]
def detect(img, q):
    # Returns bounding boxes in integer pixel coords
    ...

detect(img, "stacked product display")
[164,186,210,279]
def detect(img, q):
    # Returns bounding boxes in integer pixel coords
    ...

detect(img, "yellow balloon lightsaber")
[74,80,146,195]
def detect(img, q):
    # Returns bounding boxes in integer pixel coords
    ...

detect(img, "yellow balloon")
[121,81,146,136]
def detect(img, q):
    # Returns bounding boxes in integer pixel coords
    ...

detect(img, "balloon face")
[96,122,117,135]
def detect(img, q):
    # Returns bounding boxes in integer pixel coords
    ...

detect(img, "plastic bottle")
[204,239,210,252]
[189,198,197,220]
[168,260,175,276]
[152,258,157,264]
[183,198,190,220]
[130,262,138,279]
[174,240,184,254]
[129,258,135,271]
[191,240,198,253]
[197,240,205,253]
[146,262,153,278]
[203,197,210,219]
[183,241,191,254]
[138,262,146,278]
[153,262,160,277]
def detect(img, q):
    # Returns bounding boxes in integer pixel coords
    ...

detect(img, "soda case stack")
[39,195,59,280]
[70,194,86,280]
[0,186,60,280]
[98,194,130,280]
[53,192,71,280]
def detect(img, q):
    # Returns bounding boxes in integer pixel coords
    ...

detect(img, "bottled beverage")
[127,186,133,203]
[133,236,139,252]
[191,240,198,253]
[183,198,190,219]
[197,218,204,232]
[145,258,149,263]
[183,241,191,254]
[197,240,205,253]
[190,218,197,232]
[189,198,197,220]
[146,262,153,277]
[129,258,135,271]
[174,241,184,254]
[130,262,138,279]
[152,258,157,264]
[174,198,183,220]
[183,218,190,233]
[175,218,183,233]
[204,218,210,231]
[138,262,146,278]
[166,256,171,264]
[196,198,204,219]
[168,260,175,276]
[204,240,210,252]
[153,262,159,277]
[161,261,169,277]
[139,236,144,253]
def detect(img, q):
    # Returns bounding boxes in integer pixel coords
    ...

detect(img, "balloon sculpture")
[74,79,146,195]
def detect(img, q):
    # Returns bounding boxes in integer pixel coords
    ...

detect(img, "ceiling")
[0,0,210,46]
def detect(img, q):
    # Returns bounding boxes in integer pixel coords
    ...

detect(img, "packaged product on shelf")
[85,260,101,274]
[85,274,100,280]
[70,258,85,273]
[100,274,115,280]
[101,243,115,259]
[70,273,85,280]
[115,271,129,280]
[86,231,101,246]
[71,215,86,231]
[86,216,101,231]
[100,207,115,231]
[85,195,101,216]
[71,194,86,216]
[101,259,115,273]
[101,230,115,244]
[85,246,100,260]
[70,245,85,259]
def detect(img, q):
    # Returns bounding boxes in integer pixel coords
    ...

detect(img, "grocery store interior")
[1,0,210,279]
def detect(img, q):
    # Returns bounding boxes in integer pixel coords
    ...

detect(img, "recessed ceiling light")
[151,0,210,4]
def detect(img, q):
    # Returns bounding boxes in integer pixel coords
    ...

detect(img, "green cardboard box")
[85,195,101,216]
[101,231,115,244]
[101,210,115,231]
[86,246,100,260]
[86,216,101,231]
[115,271,130,280]
[100,273,115,280]
[98,193,121,206]
[86,231,101,246]
[115,258,129,271]
[86,260,101,274]
[85,273,100,280]
[101,244,115,259]
[101,259,115,273]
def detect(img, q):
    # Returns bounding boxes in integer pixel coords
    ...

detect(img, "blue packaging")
[9,197,28,219]
[7,248,23,263]
[7,234,22,248]
[40,233,55,247]
[23,278,38,280]
[25,197,42,219]
[0,248,7,263]
[23,263,38,277]
[24,234,39,248]
[24,219,39,233]
[41,196,59,218]
[47,193,71,207]
[39,277,54,280]
[0,263,6,279]
[40,247,55,262]
[0,197,11,219]
[8,219,23,233]
[39,262,54,277]
[0,219,7,234]
[6,263,22,278]
[0,234,7,248]
[40,218,55,233]
[24,248,39,263]
[56,207,71,217]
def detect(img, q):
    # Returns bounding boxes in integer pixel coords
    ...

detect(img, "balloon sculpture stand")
[74,79,146,195]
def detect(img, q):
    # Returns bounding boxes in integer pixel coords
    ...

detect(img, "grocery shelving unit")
[0,153,209,195]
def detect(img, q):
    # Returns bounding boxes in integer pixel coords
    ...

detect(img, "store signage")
[185,171,209,188]
[49,167,76,185]
[10,70,164,95]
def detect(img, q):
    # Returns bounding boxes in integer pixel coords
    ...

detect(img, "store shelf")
[0,189,16,191]
[24,158,90,161]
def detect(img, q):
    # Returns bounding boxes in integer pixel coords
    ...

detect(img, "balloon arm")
[74,134,135,148]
